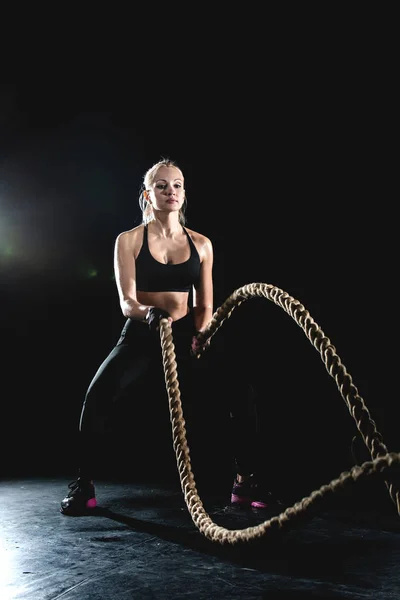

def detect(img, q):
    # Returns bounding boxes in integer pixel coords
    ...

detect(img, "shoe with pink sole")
[60,478,97,515]
[231,474,278,509]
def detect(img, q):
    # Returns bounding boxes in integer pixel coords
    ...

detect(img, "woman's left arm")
[192,234,214,333]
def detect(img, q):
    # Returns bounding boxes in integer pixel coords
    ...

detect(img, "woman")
[60,158,273,515]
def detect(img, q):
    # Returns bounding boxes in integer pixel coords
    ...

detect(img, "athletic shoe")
[60,478,97,516]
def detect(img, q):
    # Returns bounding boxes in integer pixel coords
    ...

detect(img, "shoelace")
[67,479,81,493]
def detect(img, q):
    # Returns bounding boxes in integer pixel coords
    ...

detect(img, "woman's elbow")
[120,297,134,319]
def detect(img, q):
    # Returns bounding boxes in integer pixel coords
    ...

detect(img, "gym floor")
[2,468,400,600]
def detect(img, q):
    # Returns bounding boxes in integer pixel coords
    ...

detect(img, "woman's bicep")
[194,238,214,309]
[114,233,137,302]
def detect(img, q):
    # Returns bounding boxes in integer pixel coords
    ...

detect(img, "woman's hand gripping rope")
[191,330,211,358]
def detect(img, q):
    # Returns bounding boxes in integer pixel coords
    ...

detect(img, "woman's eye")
[156,184,166,189]
[174,184,181,188]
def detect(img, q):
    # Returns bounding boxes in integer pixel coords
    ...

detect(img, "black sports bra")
[136,225,201,292]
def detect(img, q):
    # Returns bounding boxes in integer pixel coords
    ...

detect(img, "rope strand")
[159,282,400,544]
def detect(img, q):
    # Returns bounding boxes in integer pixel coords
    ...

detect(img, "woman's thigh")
[79,343,160,433]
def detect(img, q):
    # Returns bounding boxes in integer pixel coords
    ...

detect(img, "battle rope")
[158,282,400,545]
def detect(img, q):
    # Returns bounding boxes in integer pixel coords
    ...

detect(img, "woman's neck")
[150,216,182,238]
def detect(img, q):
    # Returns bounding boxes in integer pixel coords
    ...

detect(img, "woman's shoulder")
[115,224,145,249]
[185,226,212,247]
[185,226,213,260]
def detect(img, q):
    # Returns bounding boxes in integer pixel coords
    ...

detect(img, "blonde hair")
[139,158,187,225]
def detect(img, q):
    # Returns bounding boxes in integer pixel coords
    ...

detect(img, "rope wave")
[159,282,400,545]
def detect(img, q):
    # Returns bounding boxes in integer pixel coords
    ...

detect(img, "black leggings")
[77,312,260,479]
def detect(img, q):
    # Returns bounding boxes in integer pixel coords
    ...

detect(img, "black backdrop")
[0,80,396,506]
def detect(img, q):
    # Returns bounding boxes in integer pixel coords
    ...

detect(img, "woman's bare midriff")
[137,290,190,322]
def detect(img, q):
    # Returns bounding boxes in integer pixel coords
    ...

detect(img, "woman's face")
[149,166,185,214]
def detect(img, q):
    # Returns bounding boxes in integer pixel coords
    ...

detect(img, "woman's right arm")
[114,229,150,321]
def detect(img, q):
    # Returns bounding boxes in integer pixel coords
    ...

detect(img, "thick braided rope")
[158,282,400,545]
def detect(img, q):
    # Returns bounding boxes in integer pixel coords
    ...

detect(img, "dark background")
[0,60,397,506]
